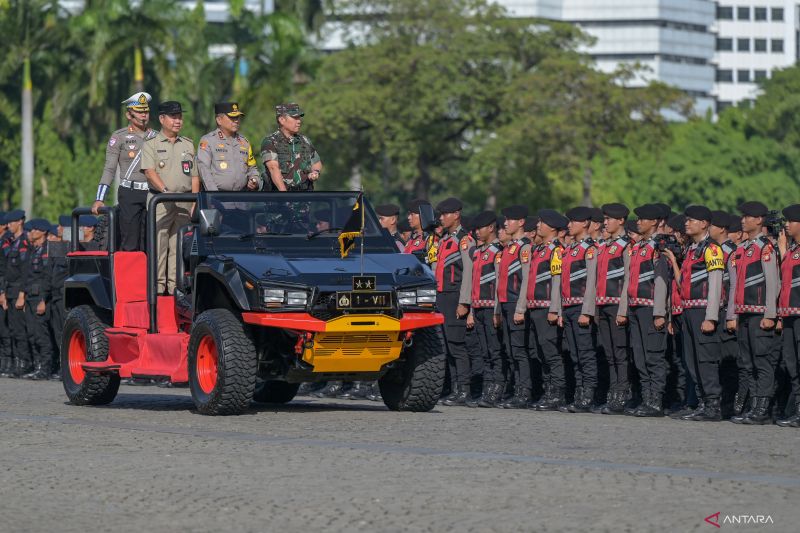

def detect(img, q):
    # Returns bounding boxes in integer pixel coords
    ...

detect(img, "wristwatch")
[161,186,169,193]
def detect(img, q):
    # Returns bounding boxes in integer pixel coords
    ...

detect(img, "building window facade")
[738,69,751,82]
[772,7,784,21]
[717,37,733,51]
[754,7,767,20]
[755,38,768,52]
[772,39,784,53]
[754,70,768,81]
[718,6,734,20]
[737,6,750,20]
[737,38,750,51]
[716,69,733,82]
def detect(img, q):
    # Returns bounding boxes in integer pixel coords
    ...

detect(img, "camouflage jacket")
[260,130,320,191]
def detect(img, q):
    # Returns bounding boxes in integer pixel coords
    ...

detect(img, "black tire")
[188,308,256,415]
[253,380,300,404]
[61,305,120,406]
[379,326,446,412]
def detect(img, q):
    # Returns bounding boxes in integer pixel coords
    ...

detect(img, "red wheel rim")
[196,335,218,394]
[68,330,86,384]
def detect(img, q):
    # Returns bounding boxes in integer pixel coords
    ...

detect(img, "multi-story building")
[497,1,717,115]
[713,1,799,110]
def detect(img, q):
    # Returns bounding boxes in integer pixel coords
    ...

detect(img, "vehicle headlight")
[262,288,308,308]
[398,288,436,307]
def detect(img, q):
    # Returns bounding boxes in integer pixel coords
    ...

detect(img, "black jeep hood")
[224,253,435,291]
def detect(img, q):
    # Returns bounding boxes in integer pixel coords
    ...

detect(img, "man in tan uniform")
[141,101,199,295]
[196,102,261,191]
[92,91,157,250]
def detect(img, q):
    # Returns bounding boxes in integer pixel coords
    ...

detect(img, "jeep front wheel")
[379,326,446,412]
[62,305,120,406]
[188,309,257,415]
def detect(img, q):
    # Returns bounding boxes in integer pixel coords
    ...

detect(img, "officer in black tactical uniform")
[47,225,70,380]
[21,219,54,380]
[0,210,32,377]
[0,211,12,377]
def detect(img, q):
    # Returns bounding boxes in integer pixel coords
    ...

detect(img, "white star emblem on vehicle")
[356,280,362,289]
[365,280,372,288]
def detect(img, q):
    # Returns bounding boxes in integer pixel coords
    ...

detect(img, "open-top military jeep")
[62,192,446,415]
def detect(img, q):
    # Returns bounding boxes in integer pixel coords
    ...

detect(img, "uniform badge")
[108,137,117,147]
[125,134,135,140]
[586,249,594,260]
[128,151,135,158]
[220,162,228,170]
[482,252,489,261]
[199,141,208,150]
[218,143,225,148]
[158,160,165,168]
[793,253,800,260]
[610,245,617,254]
[414,240,420,246]
[128,144,136,150]
[747,249,754,257]
[521,249,530,263]
[495,254,503,264]
[509,244,517,255]
[540,251,546,258]
[460,237,470,250]
[640,249,647,257]
[572,248,579,257]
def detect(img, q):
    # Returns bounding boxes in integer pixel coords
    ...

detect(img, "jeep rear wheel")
[188,309,257,415]
[253,380,300,404]
[62,305,120,406]
[380,326,446,412]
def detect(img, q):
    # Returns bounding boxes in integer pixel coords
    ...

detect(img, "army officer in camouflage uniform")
[92,91,157,250]
[196,102,262,191]
[260,103,323,191]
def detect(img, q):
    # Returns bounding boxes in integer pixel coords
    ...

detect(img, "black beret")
[728,217,742,233]
[602,203,630,219]
[501,205,528,220]
[710,210,731,229]
[565,206,592,222]
[496,215,506,229]
[524,216,540,232]
[4,209,25,223]
[537,209,569,230]
[436,197,463,214]
[738,201,769,217]
[58,215,71,227]
[684,205,712,222]
[157,100,183,115]
[783,204,800,223]
[406,198,431,214]
[397,219,412,233]
[472,210,497,230]
[28,218,51,232]
[78,215,98,227]
[375,204,400,217]
[624,219,641,234]
[633,204,661,220]
[667,214,686,232]
[23,221,31,231]
[653,203,672,219]
[589,207,604,224]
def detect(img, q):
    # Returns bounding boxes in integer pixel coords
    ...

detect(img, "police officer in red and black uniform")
[528,209,568,411]
[556,207,600,413]
[435,198,474,406]
[494,205,533,408]
[594,203,632,414]
[620,204,672,417]
[672,206,725,421]
[729,201,780,425]
[709,210,740,416]
[776,204,800,427]
[403,198,436,264]
[465,211,505,407]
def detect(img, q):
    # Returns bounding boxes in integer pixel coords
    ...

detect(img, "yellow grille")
[303,331,402,373]
[318,334,395,344]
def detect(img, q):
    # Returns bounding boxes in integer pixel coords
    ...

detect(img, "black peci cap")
[472,210,497,230]
[601,203,630,219]
[738,201,769,217]
[501,205,528,220]
[436,197,463,214]
[565,206,592,222]
[375,204,400,217]
[158,101,183,115]
[684,205,712,222]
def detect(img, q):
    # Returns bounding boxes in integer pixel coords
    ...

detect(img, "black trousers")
[782,317,800,400]
[0,306,11,361]
[737,314,779,397]
[500,302,531,391]
[8,303,31,365]
[681,308,722,400]
[465,325,484,383]
[436,291,470,387]
[118,186,148,251]
[528,307,564,389]
[667,315,690,405]
[629,306,668,396]
[473,307,505,386]
[26,301,53,368]
[561,305,598,389]
[49,296,65,370]
[597,304,629,393]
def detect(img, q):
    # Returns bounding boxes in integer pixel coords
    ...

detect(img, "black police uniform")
[1,226,32,375]
[47,238,69,378]
[23,229,54,379]
[0,212,12,377]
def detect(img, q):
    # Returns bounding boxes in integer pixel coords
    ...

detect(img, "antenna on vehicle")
[359,187,365,276]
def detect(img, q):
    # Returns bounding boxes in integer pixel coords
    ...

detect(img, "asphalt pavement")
[0,379,797,533]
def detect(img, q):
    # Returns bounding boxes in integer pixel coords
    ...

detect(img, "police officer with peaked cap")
[197,102,262,192]
[93,91,157,251]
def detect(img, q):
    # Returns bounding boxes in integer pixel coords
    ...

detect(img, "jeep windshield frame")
[195,191,398,256]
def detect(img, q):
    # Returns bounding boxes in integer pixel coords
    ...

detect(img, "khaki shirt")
[196,129,261,191]
[97,126,156,200]
[141,131,198,192]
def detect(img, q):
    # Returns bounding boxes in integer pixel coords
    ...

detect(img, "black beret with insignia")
[436,197,463,214]
[538,209,569,230]
[601,203,630,219]
[565,206,592,222]
[633,204,661,220]
[684,205,712,222]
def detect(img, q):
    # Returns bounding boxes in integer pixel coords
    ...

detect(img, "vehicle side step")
[82,362,122,373]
